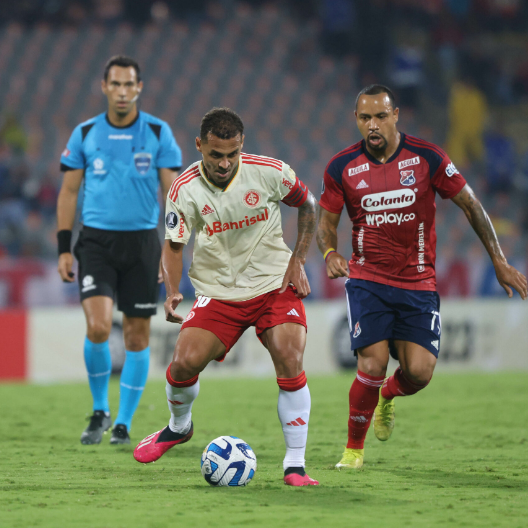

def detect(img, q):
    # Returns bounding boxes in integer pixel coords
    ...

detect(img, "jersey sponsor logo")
[93,158,106,175]
[165,211,178,229]
[348,163,369,177]
[108,134,133,140]
[399,170,416,186]
[81,275,96,293]
[356,179,369,189]
[445,162,459,177]
[417,222,425,272]
[134,153,152,175]
[287,308,300,317]
[206,208,269,236]
[361,189,415,212]
[431,340,439,351]
[62,148,70,157]
[201,204,215,216]
[366,211,416,227]
[353,321,361,338]
[398,156,420,169]
[282,177,294,190]
[243,190,261,208]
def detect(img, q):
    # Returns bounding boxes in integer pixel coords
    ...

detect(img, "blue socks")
[84,337,112,413]
[115,348,150,431]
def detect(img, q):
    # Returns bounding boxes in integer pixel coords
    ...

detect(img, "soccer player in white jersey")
[133,108,319,486]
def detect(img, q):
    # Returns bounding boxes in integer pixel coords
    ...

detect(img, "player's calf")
[381,366,430,400]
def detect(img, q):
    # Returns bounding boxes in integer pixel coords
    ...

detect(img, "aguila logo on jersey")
[361,189,416,212]
[134,153,152,175]
[348,163,369,177]
[445,162,459,177]
[398,156,420,170]
[206,209,269,236]
[243,190,261,208]
[400,170,416,186]
[165,211,178,230]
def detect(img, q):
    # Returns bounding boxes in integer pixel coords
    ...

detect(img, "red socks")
[381,367,429,399]
[347,371,384,449]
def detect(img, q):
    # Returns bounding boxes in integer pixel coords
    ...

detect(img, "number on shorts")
[196,296,211,308]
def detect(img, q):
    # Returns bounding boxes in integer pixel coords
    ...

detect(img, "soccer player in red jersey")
[316,84,528,469]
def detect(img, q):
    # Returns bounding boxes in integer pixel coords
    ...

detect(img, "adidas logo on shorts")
[287,308,300,317]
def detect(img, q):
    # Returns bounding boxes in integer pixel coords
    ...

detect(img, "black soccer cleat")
[110,424,131,445]
[80,411,112,445]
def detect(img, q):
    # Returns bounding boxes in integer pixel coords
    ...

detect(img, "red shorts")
[181,286,307,360]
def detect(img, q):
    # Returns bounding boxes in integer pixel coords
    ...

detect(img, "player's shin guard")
[277,371,310,471]
[115,348,150,431]
[166,365,199,434]
[84,337,112,413]
[347,371,385,449]
[381,366,430,399]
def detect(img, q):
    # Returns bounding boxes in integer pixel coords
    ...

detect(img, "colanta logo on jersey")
[134,153,152,175]
[361,189,415,212]
[400,170,416,186]
[206,209,269,236]
[398,156,420,170]
[348,163,369,177]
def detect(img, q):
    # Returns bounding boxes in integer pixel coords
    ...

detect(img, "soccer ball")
[200,436,257,487]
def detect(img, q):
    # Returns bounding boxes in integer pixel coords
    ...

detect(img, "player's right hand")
[57,253,75,282]
[164,292,184,323]
[325,252,349,279]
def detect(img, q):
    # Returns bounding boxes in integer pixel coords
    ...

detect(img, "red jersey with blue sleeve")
[319,133,467,291]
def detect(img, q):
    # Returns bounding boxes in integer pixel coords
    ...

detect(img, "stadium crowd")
[1,0,528,307]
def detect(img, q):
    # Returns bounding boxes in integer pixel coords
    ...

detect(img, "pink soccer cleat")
[133,423,193,463]
[284,472,319,486]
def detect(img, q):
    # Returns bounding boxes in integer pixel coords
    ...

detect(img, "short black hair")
[200,108,244,141]
[355,84,396,110]
[103,55,141,82]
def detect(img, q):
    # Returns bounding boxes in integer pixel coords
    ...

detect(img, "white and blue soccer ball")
[200,436,257,487]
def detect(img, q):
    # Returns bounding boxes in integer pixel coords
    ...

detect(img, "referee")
[57,56,182,445]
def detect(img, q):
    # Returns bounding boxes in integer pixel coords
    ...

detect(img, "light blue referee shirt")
[60,111,182,231]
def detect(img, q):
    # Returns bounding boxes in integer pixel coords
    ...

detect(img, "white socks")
[277,384,311,470]
[166,379,200,434]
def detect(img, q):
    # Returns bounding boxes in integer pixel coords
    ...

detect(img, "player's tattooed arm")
[280,191,317,299]
[162,240,186,323]
[316,206,349,279]
[452,184,527,299]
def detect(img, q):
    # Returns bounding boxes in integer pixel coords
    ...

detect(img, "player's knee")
[123,333,148,352]
[403,364,433,386]
[272,345,303,378]
[170,355,203,380]
[358,357,387,378]
[86,321,111,343]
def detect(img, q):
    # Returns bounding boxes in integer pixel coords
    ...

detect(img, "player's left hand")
[280,257,311,299]
[494,260,528,300]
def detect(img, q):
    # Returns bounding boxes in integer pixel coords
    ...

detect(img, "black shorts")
[74,226,161,317]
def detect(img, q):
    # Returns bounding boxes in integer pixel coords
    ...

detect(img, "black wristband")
[57,230,72,255]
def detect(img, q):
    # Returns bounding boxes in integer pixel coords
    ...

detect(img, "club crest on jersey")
[400,170,416,186]
[185,311,195,322]
[165,211,178,230]
[243,190,261,208]
[353,322,361,338]
[134,153,152,175]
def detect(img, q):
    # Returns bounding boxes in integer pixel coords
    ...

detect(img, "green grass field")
[1,373,527,528]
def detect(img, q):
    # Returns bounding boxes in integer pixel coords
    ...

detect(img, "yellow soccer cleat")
[335,448,364,469]
[374,390,395,441]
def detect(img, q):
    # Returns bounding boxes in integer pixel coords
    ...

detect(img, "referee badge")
[165,211,178,229]
[134,153,152,175]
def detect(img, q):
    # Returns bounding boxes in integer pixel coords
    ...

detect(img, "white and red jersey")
[319,133,467,291]
[165,154,308,301]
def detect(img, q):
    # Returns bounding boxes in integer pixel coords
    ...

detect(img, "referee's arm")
[57,169,84,282]
[159,167,178,203]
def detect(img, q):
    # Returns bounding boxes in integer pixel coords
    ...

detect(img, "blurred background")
[1,0,528,382]
[1,0,528,307]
